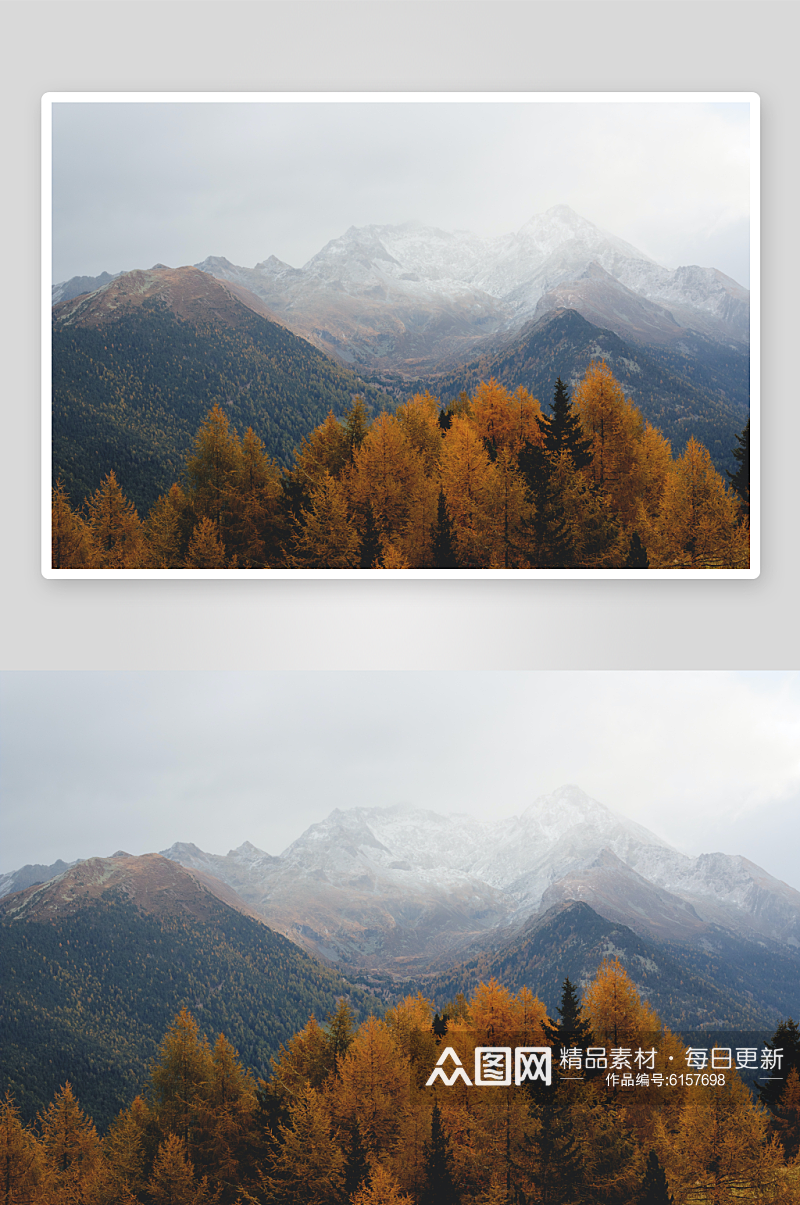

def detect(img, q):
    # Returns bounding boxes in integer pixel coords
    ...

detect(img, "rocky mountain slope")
[51,207,750,502]
[0,856,77,899]
[5,788,798,1051]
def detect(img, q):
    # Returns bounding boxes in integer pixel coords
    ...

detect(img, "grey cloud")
[50,98,752,286]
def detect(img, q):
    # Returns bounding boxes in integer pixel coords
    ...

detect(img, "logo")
[425,1046,552,1088]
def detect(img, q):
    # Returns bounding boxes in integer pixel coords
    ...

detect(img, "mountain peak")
[542,203,583,221]
[519,785,674,852]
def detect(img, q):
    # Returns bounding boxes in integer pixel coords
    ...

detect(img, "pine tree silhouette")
[420,1102,459,1205]
[543,377,593,469]
[358,502,383,568]
[640,1149,673,1204]
[432,489,458,568]
[727,418,750,517]
[624,530,650,568]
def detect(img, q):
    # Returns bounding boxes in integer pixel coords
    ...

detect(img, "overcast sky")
[50,96,753,288]
[2,671,797,889]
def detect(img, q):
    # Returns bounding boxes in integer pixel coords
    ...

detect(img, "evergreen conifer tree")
[324,1000,355,1068]
[624,530,650,568]
[639,1149,673,1204]
[432,1013,449,1040]
[727,418,750,517]
[420,1102,459,1205]
[543,378,593,469]
[345,397,372,462]
[757,1018,800,1114]
[342,1119,369,1199]
[516,443,574,568]
[543,979,594,1053]
[358,502,384,568]
[432,489,458,568]
[524,1075,585,1205]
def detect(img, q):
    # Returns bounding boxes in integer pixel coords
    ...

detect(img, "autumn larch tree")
[84,470,145,568]
[184,515,230,568]
[225,426,285,567]
[144,483,190,569]
[290,472,359,569]
[185,402,242,541]
[149,1008,213,1153]
[260,1083,344,1205]
[662,1064,786,1204]
[0,1092,46,1205]
[51,479,100,569]
[573,360,649,526]
[147,1133,215,1205]
[38,1082,106,1203]
[582,957,660,1049]
[646,437,749,568]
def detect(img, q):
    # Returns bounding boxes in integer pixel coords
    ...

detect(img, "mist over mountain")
[52,206,749,510]
[185,204,749,373]
[3,785,797,1103]
[155,785,797,969]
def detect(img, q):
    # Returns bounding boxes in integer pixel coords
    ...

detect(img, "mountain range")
[52,205,750,506]
[4,787,797,1027]
[186,205,749,373]
[3,786,797,1124]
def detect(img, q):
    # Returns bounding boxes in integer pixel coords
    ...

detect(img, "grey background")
[1,1,796,670]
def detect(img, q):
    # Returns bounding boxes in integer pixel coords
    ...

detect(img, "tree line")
[51,363,750,570]
[2,961,797,1203]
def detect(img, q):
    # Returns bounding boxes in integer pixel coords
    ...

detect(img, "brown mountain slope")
[51,264,286,332]
[0,852,264,926]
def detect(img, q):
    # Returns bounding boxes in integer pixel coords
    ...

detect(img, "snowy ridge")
[184,204,747,355]
[8,786,792,968]
[54,205,748,372]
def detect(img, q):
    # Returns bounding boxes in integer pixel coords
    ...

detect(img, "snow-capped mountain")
[178,205,747,370]
[154,785,797,968]
[8,786,788,971]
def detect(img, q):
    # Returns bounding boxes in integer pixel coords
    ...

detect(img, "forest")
[52,299,393,515]
[0,892,378,1133]
[2,961,798,1204]
[51,362,750,570]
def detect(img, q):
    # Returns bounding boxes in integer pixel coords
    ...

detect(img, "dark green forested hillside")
[0,891,379,1130]
[53,297,392,514]
[418,902,793,1032]
[412,308,748,478]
